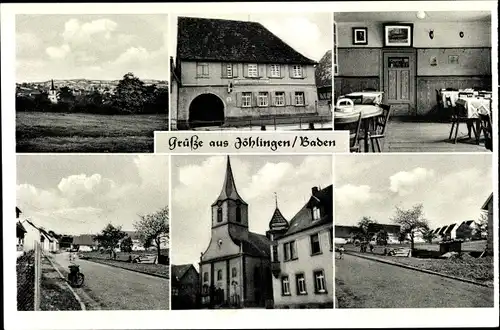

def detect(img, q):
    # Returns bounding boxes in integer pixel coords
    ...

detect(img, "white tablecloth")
[346,92,383,105]
[441,90,478,108]
[455,97,491,118]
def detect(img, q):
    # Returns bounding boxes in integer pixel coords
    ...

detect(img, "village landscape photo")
[16,14,169,153]
[15,155,170,310]
[170,155,333,309]
[170,13,333,131]
[334,153,494,308]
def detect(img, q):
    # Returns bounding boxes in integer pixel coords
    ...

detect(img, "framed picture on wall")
[383,23,414,47]
[352,27,368,45]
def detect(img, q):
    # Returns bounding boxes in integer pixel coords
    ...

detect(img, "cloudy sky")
[171,13,332,62]
[171,155,332,267]
[335,154,493,230]
[16,14,168,82]
[16,155,169,235]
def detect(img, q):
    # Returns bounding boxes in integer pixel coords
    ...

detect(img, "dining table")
[345,91,384,105]
[334,103,384,152]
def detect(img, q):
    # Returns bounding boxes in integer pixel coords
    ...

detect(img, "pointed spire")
[274,192,278,208]
[51,79,55,90]
[213,156,247,205]
[268,193,289,230]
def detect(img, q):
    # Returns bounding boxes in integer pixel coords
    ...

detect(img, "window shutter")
[289,65,294,78]
[267,64,271,77]
[303,91,307,105]
[233,63,238,77]
[221,63,227,78]
[253,92,258,107]
[236,92,242,107]
[271,92,276,106]
[258,64,265,78]
[281,64,286,78]
[243,64,249,78]
[302,66,307,78]
[196,63,202,77]
[290,92,295,106]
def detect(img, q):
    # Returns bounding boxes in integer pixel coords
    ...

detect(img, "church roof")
[268,207,289,230]
[171,264,198,281]
[283,185,333,237]
[212,156,247,206]
[177,16,317,64]
[229,229,271,258]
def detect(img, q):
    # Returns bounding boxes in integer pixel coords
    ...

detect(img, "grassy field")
[40,257,82,311]
[17,252,35,311]
[80,250,169,278]
[16,112,167,153]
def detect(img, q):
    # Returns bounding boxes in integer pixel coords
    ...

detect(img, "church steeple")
[212,156,247,206]
[50,79,55,90]
[266,193,289,240]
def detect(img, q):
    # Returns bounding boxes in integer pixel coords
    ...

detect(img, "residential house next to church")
[199,156,273,309]
[172,16,329,130]
[269,185,333,309]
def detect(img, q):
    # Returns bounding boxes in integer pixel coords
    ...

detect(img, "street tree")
[134,206,169,261]
[391,204,429,252]
[352,216,378,242]
[94,223,126,251]
[475,212,488,239]
[422,228,436,243]
[120,236,133,253]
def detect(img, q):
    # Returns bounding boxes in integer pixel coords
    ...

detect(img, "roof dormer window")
[312,206,321,221]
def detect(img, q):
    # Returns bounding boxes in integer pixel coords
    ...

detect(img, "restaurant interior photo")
[333,11,494,153]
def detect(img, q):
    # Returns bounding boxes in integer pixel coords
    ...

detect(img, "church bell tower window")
[236,202,242,223]
[217,205,223,223]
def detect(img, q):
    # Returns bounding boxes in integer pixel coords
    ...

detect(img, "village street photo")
[16,155,170,311]
[170,13,332,131]
[334,153,494,308]
[170,155,333,309]
[16,14,169,153]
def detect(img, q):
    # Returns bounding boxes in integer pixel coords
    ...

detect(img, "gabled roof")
[463,220,475,226]
[283,185,333,237]
[229,229,271,258]
[481,193,493,210]
[177,16,317,64]
[315,50,332,88]
[212,156,247,206]
[17,221,27,234]
[73,234,98,246]
[172,264,198,281]
[437,226,448,235]
[444,223,457,235]
[16,207,22,218]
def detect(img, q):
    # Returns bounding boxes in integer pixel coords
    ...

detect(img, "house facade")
[482,193,493,255]
[270,185,333,309]
[199,157,273,308]
[172,264,200,310]
[173,17,325,130]
[72,234,98,251]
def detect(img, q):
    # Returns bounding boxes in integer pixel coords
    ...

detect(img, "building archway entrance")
[188,93,225,128]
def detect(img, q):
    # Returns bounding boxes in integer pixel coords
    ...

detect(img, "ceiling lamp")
[416,11,426,19]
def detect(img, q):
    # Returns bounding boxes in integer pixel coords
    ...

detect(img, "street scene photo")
[16,155,170,311]
[334,153,494,308]
[171,155,333,309]
[170,13,332,131]
[16,14,169,153]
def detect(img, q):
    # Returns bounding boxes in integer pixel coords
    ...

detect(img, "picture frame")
[448,55,459,64]
[383,23,414,47]
[352,27,368,45]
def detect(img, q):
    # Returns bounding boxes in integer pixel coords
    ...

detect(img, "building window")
[242,92,252,108]
[236,204,242,223]
[196,63,209,77]
[217,269,223,281]
[258,92,269,107]
[283,241,297,261]
[217,207,223,223]
[312,206,321,221]
[295,92,305,106]
[296,274,307,295]
[329,228,333,251]
[203,272,208,283]
[226,64,233,78]
[247,64,258,77]
[314,270,327,293]
[292,65,303,78]
[281,276,291,296]
[272,245,278,262]
[269,64,280,77]
[275,92,285,106]
[232,267,237,278]
[310,233,321,255]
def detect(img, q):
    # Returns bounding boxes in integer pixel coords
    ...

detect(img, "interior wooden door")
[383,51,416,116]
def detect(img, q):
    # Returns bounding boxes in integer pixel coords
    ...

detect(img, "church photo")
[170,155,333,309]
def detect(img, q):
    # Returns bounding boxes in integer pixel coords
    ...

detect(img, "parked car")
[131,254,157,264]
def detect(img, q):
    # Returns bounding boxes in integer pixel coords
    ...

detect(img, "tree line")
[16,73,168,115]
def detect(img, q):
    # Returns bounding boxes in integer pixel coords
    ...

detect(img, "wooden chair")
[448,97,476,144]
[479,113,493,151]
[350,112,363,153]
[369,104,392,152]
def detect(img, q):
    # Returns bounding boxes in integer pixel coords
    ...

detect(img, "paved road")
[53,252,169,310]
[335,254,493,308]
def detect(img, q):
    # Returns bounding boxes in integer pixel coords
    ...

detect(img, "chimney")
[311,186,319,195]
